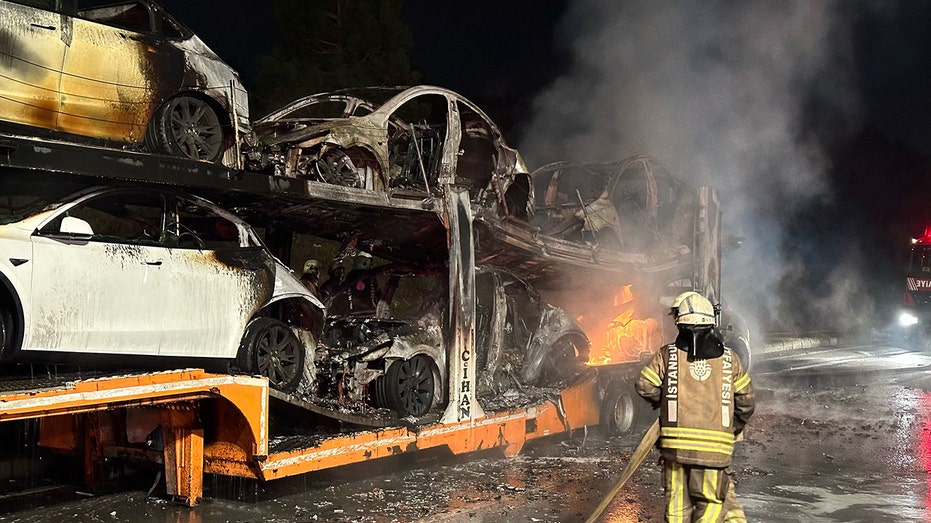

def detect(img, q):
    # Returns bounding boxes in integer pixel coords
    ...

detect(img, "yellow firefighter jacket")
[636,341,754,468]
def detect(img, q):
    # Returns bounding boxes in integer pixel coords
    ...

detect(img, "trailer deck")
[0,366,616,505]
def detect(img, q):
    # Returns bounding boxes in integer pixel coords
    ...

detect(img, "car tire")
[237,317,305,393]
[146,95,224,162]
[380,354,436,417]
[314,149,363,188]
[0,306,10,358]
[600,380,639,435]
[730,338,751,371]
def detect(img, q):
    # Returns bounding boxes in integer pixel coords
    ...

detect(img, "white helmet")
[354,251,373,270]
[303,259,321,275]
[672,291,716,327]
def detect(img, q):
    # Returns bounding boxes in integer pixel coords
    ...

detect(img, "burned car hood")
[320,316,442,356]
[322,317,413,351]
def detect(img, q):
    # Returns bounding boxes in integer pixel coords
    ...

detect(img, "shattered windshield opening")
[0,172,98,224]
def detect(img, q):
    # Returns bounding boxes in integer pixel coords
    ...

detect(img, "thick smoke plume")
[518,0,869,335]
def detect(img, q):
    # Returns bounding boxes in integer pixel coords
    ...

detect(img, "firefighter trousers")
[722,475,746,523]
[662,460,728,523]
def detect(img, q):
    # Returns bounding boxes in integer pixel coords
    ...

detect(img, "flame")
[584,285,662,365]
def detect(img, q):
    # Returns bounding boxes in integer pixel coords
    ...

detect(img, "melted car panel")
[0,0,249,163]
[244,86,528,210]
[300,259,589,416]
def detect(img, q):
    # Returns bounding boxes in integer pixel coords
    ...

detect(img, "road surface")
[1,338,930,522]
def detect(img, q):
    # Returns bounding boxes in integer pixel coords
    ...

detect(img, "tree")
[252,0,419,117]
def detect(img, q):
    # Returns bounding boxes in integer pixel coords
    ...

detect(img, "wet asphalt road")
[2,338,931,522]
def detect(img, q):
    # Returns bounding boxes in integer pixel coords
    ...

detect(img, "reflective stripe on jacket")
[636,343,754,468]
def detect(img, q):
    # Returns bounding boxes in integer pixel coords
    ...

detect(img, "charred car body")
[244,86,531,216]
[312,264,590,418]
[0,0,249,164]
[0,178,324,392]
[469,157,737,369]
[474,156,705,281]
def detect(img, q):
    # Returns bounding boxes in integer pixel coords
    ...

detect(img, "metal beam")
[441,185,483,423]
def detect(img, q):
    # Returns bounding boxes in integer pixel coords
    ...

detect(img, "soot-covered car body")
[529,156,690,255]
[313,265,590,418]
[244,86,531,215]
[0,0,249,165]
[472,155,718,289]
[0,179,323,392]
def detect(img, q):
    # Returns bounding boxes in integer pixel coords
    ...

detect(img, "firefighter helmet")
[302,259,321,277]
[354,251,373,270]
[671,291,701,310]
[672,291,716,327]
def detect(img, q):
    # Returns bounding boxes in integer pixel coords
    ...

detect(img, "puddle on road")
[738,370,931,522]
[743,485,922,522]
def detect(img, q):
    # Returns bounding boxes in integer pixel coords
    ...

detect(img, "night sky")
[154,0,569,134]
[156,0,931,332]
[157,1,931,156]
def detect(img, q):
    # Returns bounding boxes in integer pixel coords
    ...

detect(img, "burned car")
[0,179,324,392]
[529,156,696,260]
[0,0,250,164]
[312,263,590,418]
[471,155,714,288]
[244,86,531,214]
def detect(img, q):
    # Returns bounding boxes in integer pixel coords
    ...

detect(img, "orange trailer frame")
[0,366,613,506]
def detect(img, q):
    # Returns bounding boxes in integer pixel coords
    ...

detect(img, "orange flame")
[584,285,662,365]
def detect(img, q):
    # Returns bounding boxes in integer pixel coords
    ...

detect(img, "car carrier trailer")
[0,364,640,506]
[0,131,660,506]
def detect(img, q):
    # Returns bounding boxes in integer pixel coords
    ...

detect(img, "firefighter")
[635,291,755,523]
[300,259,321,295]
[343,251,380,314]
[320,258,347,299]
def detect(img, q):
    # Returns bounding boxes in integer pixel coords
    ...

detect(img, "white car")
[0,182,324,392]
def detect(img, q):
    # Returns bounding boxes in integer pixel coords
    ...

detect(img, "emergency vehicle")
[898,225,931,345]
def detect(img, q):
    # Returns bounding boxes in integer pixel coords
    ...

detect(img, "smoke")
[518,0,868,334]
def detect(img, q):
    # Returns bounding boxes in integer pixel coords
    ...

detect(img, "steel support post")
[441,185,484,424]
[160,408,204,506]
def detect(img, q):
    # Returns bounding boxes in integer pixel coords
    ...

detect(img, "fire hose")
[584,419,661,523]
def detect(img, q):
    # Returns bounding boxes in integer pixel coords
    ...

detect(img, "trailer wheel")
[730,338,752,371]
[382,355,435,417]
[601,381,638,435]
[146,95,224,162]
[237,318,305,393]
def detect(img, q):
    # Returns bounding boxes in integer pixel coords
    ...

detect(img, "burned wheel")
[311,149,363,187]
[147,95,224,162]
[382,355,435,417]
[237,318,305,393]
